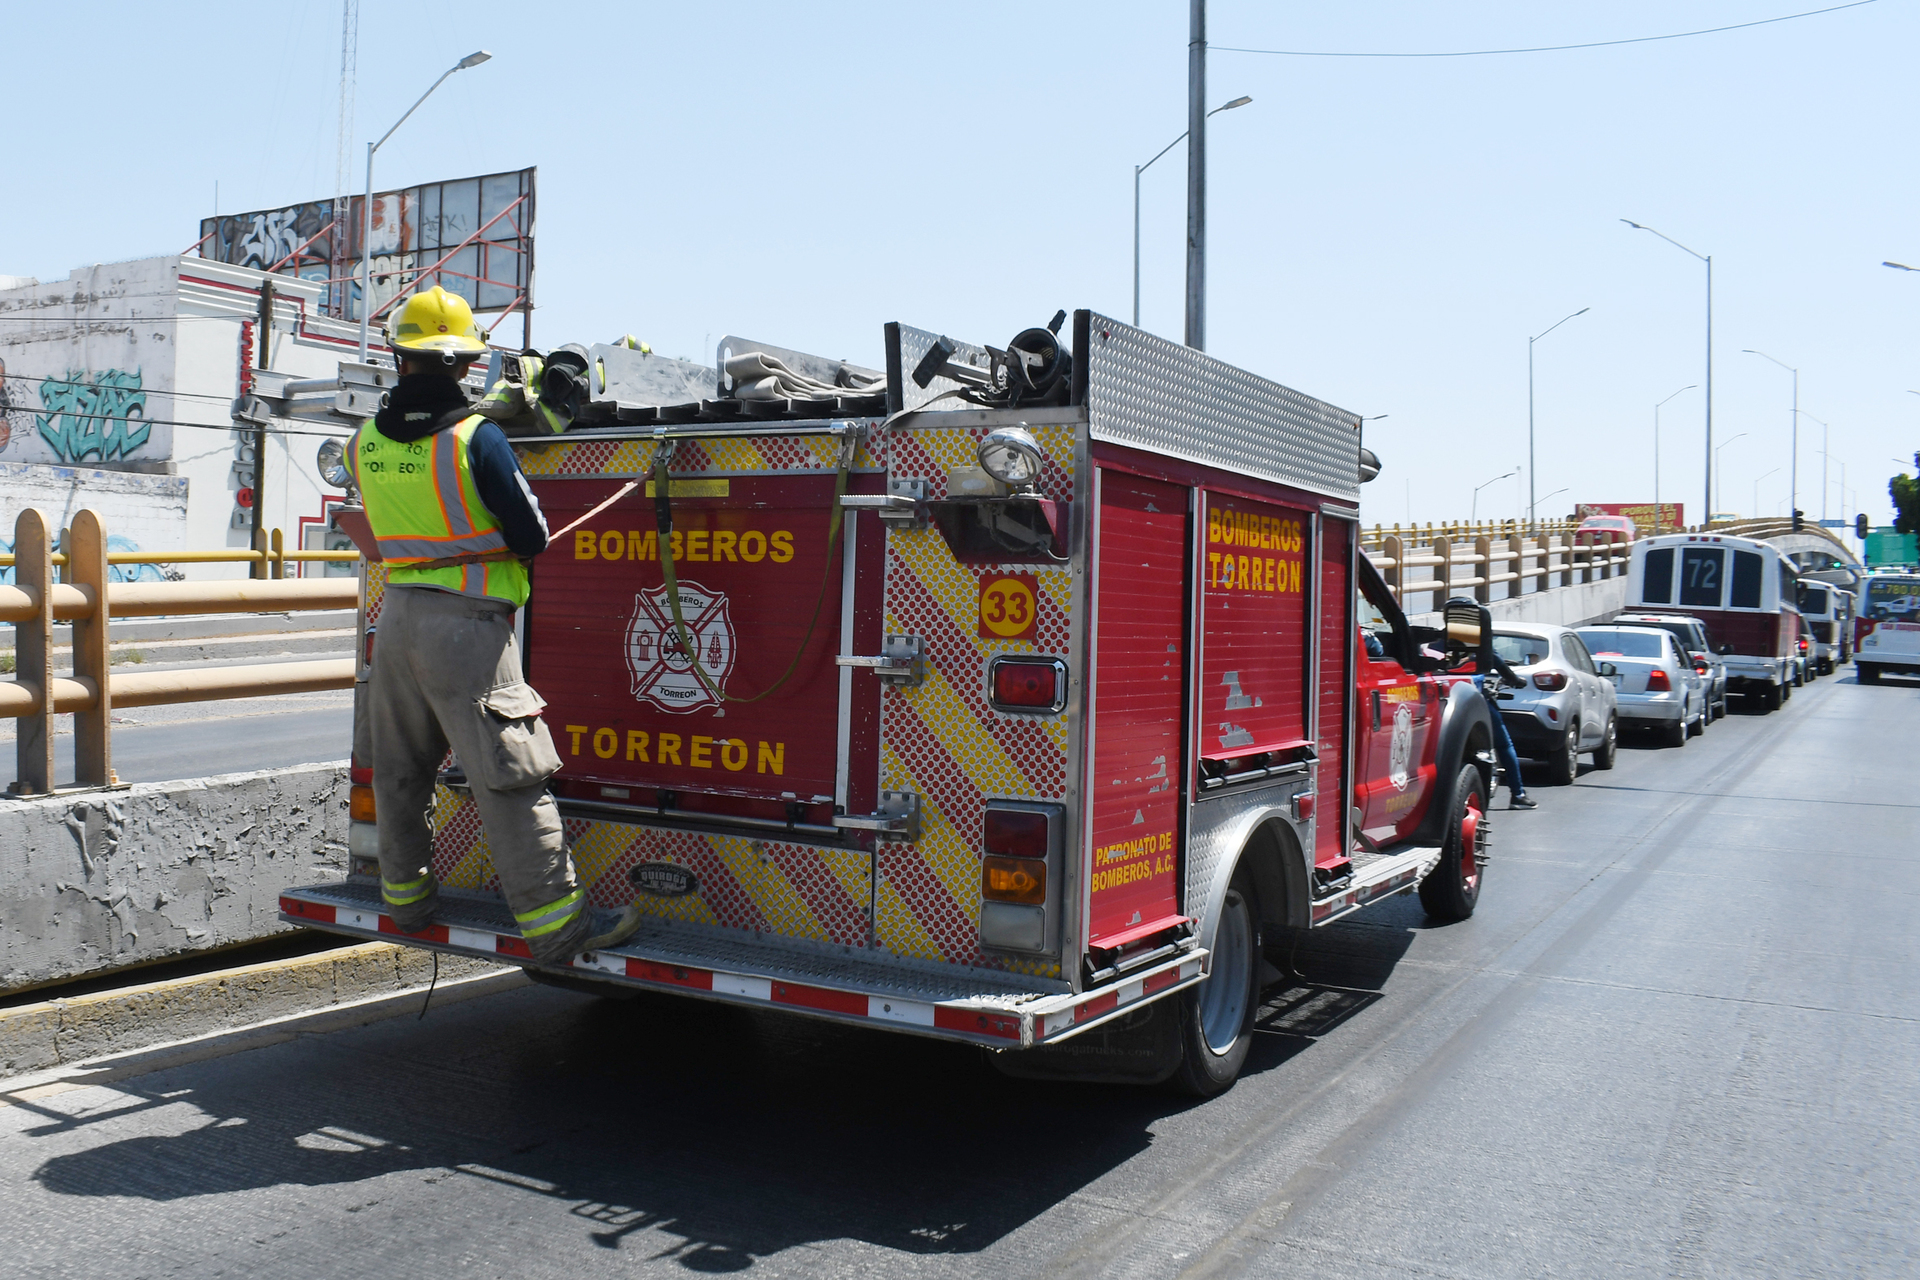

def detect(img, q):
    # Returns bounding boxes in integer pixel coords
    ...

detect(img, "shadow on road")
[22,920,1426,1272]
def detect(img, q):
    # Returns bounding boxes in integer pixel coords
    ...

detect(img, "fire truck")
[272,312,1497,1094]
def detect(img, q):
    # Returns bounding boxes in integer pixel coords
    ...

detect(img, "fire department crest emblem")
[1388,702,1415,791]
[626,583,736,714]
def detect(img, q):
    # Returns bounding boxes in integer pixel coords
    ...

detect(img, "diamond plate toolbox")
[1077,311,1363,504]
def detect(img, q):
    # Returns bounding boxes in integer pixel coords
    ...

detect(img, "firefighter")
[348,286,641,962]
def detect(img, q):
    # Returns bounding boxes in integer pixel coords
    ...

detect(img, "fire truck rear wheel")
[1418,764,1486,923]
[1172,874,1260,1098]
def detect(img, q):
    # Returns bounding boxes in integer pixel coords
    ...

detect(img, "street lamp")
[1653,384,1695,534]
[1800,411,1829,522]
[1473,469,1517,522]
[1538,487,1570,521]
[357,49,493,361]
[1754,466,1780,518]
[1134,95,1250,329]
[1527,306,1589,527]
[1885,261,1919,271]
[1623,220,1713,531]
[1713,432,1748,517]
[1744,349,1800,525]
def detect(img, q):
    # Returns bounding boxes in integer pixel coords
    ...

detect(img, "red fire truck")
[277,312,1497,1094]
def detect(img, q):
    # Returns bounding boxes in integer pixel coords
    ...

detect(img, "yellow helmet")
[385,286,488,360]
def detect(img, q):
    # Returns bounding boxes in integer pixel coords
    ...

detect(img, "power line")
[9,406,356,440]
[1214,0,1878,58]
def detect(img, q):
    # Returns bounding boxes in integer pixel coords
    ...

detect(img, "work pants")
[1474,677,1527,799]
[368,585,589,963]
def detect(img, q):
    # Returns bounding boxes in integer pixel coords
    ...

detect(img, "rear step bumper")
[1312,844,1443,925]
[280,881,1206,1050]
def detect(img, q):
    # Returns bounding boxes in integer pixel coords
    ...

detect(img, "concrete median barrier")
[1,761,351,993]
[1,942,515,1079]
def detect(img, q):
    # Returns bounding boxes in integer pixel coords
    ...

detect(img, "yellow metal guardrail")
[3,507,360,795]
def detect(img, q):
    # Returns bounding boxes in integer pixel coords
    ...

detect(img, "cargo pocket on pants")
[473,682,563,790]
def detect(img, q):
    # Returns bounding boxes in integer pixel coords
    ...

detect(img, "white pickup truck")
[1855,572,1920,684]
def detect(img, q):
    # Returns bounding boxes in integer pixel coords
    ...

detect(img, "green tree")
[1893,452,1920,536]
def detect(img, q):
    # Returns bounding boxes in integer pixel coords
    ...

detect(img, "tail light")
[990,657,1066,713]
[1694,661,1709,675]
[1532,671,1567,691]
[981,805,1054,904]
[983,856,1047,904]
[1646,669,1672,692]
[349,784,377,823]
[984,807,1049,859]
[1798,638,1809,653]
[349,751,372,787]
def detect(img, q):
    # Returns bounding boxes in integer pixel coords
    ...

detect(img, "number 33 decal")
[979,573,1040,640]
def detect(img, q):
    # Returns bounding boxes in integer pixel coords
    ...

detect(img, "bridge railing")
[0,506,358,795]
[1360,519,1632,613]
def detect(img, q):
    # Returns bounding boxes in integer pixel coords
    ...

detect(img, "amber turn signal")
[349,784,377,823]
[982,855,1047,904]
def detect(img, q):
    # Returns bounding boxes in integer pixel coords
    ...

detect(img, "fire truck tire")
[1171,875,1260,1097]
[1592,715,1617,770]
[1418,764,1486,923]
[1548,721,1580,786]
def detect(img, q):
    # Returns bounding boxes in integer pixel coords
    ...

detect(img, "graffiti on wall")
[33,370,150,463]
[0,535,174,585]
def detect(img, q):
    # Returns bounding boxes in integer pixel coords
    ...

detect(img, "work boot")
[582,903,646,953]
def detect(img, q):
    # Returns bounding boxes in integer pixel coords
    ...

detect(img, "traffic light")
[1791,508,1804,531]
[1856,512,1871,539]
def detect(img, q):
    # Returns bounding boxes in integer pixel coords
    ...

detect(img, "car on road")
[1577,625,1708,747]
[1612,612,1730,720]
[1573,514,1637,547]
[1488,623,1619,784]
[1793,615,1815,685]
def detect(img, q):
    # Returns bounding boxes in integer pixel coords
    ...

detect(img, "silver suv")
[1489,623,1620,785]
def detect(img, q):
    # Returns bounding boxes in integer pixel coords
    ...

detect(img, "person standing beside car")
[1473,644,1536,811]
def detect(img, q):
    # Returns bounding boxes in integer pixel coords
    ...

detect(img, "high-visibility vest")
[347,415,531,607]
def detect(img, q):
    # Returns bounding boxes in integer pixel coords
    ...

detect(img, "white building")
[0,255,367,579]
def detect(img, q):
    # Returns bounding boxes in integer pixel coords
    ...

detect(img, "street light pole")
[1185,0,1206,350]
[1654,384,1696,534]
[1527,306,1589,527]
[1745,349,1800,525]
[1133,96,1249,329]
[1713,432,1748,517]
[1800,412,1829,522]
[1623,221,1712,527]
[356,50,493,362]
[1473,469,1518,522]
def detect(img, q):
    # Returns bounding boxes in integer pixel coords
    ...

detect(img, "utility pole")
[253,278,274,581]
[1184,0,1205,350]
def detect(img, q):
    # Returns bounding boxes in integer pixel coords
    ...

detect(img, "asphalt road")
[4,671,1915,1278]
[0,697,351,788]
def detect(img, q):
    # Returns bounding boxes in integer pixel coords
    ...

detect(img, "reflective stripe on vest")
[350,415,531,608]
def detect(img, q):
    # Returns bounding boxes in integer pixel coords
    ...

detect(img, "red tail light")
[1646,669,1672,692]
[990,657,1065,712]
[1694,661,1709,675]
[1532,671,1567,691]
[350,751,372,787]
[984,808,1050,859]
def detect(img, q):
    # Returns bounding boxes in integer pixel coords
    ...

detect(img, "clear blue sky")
[6,1,1915,529]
